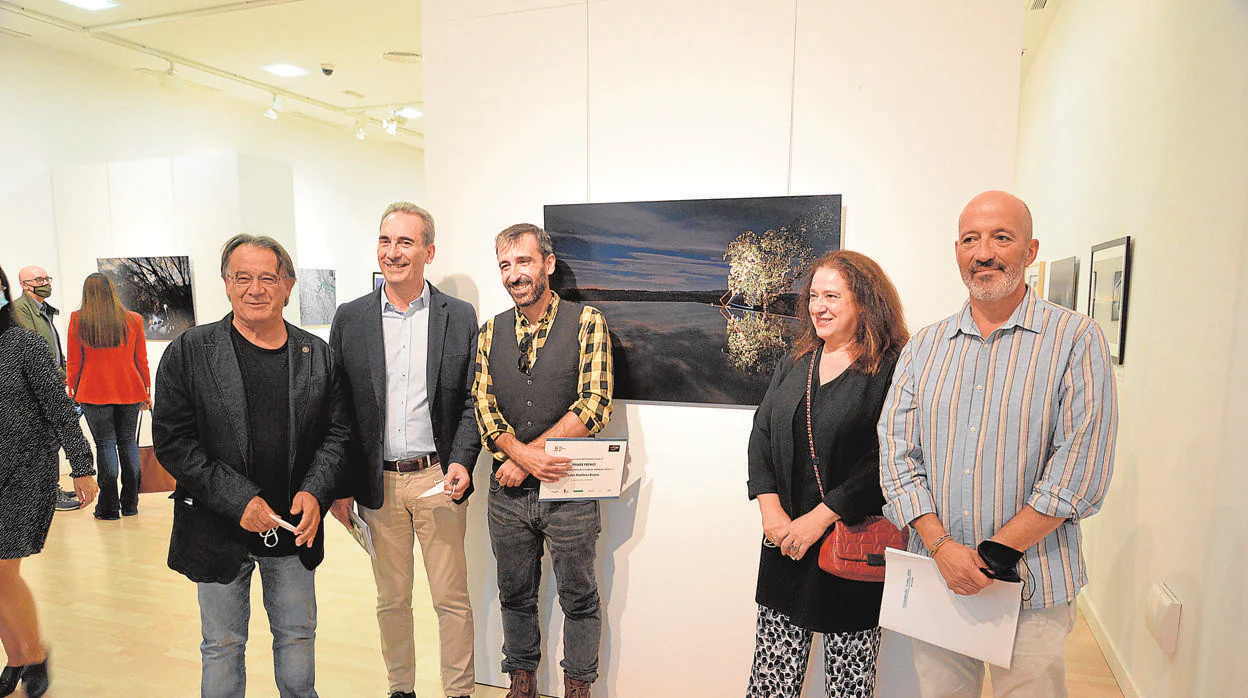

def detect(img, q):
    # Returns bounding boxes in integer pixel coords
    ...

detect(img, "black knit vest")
[488,301,583,478]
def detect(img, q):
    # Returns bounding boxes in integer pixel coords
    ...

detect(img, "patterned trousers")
[747,605,882,698]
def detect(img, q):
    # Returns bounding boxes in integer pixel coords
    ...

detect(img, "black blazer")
[329,283,482,509]
[153,315,350,583]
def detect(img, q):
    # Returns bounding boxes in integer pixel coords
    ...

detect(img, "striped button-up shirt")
[879,287,1117,609]
[472,292,613,461]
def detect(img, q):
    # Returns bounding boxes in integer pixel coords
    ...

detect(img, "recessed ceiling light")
[396,107,423,120]
[381,51,422,64]
[263,64,308,78]
[58,0,119,10]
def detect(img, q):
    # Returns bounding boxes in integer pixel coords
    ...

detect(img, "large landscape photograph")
[545,194,842,406]
[97,255,196,340]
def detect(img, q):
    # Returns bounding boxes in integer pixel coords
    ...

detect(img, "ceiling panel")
[112,0,423,109]
[2,0,425,147]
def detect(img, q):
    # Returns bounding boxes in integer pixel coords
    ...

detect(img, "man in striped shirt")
[472,223,613,698]
[879,191,1117,697]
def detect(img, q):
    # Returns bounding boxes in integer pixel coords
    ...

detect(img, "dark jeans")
[487,479,602,682]
[80,403,142,515]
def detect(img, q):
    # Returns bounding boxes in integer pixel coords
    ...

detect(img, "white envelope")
[878,548,1023,668]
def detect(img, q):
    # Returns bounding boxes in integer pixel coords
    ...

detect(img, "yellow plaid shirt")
[472,293,613,461]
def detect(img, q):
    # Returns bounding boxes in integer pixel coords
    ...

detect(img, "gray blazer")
[329,283,481,509]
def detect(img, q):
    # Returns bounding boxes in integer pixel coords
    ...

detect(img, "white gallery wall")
[1016,0,1248,696]
[423,1,1022,695]
[0,39,424,349]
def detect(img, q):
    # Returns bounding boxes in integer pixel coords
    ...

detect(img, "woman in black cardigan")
[746,250,908,698]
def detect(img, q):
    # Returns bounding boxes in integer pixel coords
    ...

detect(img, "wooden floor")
[9,488,1124,697]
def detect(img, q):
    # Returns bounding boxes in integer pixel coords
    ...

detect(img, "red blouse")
[66,310,151,405]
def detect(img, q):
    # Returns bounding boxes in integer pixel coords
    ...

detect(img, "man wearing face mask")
[12,266,65,380]
[12,265,82,511]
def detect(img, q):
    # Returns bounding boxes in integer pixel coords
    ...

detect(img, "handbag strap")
[136,408,149,448]
[804,353,826,497]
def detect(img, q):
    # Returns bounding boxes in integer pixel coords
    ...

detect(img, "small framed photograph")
[1046,256,1079,310]
[1025,260,1047,297]
[373,272,385,290]
[1087,236,1132,364]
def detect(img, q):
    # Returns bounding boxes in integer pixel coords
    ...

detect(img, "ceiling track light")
[264,94,285,120]
[353,114,367,140]
[158,61,183,92]
[382,112,398,136]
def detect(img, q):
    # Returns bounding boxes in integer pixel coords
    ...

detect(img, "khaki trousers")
[912,601,1077,698]
[359,467,474,696]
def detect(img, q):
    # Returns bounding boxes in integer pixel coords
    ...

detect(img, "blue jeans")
[197,555,318,698]
[487,479,602,682]
[80,403,142,515]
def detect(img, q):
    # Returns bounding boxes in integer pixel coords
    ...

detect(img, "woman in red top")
[66,273,151,520]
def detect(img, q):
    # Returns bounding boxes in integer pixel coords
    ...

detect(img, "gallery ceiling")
[0,0,425,149]
[1,0,1063,153]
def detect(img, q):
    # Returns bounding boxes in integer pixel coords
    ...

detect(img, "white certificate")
[538,437,627,501]
[878,548,1023,668]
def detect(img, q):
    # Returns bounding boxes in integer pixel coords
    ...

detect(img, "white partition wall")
[424,2,1023,696]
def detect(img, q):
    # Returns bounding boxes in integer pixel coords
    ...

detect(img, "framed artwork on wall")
[298,268,336,326]
[373,272,385,290]
[1046,256,1079,310]
[1088,236,1132,364]
[97,255,196,340]
[1025,260,1047,297]
[545,194,842,406]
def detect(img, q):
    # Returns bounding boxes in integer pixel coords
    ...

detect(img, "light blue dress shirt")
[381,281,437,461]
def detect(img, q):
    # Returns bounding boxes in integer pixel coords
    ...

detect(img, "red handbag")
[801,355,908,582]
[818,516,908,582]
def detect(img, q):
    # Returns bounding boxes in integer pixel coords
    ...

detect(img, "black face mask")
[977,540,1023,583]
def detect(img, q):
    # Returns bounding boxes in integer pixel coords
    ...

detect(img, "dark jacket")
[153,314,349,583]
[11,293,64,379]
[329,283,482,509]
[746,352,893,525]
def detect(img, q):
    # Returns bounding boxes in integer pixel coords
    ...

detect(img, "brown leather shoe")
[505,669,536,698]
[564,676,591,698]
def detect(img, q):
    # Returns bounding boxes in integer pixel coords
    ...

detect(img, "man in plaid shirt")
[471,223,613,698]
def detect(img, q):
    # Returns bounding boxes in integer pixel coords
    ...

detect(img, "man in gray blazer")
[329,202,481,698]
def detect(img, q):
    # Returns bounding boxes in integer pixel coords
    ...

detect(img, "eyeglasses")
[227,273,284,289]
[517,331,534,375]
[24,276,52,285]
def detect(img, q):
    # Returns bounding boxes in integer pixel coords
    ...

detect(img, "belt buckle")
[398,454,436,472]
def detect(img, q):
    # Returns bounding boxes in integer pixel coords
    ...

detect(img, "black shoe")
[388,692,416,698]
[93,510,120,521]
[0,665,22,697]
[121,507,139,517]
[21,653,48,698]
[54,491,81,512]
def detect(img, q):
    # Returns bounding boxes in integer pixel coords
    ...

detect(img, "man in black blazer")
[329,202,481,698]
[154,234,349,698]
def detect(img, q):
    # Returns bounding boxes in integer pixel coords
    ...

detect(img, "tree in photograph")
[723,228,814,313]
[725,311,789,374]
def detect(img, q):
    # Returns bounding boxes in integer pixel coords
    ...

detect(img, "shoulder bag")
[803,354,908,583]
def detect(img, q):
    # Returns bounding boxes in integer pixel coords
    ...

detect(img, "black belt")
[382,454,440,473]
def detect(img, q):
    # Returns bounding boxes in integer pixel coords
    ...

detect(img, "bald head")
[18,266,46,284]
[958,191,1033,243]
